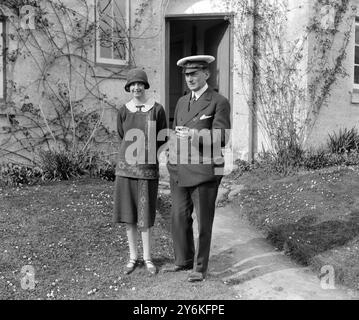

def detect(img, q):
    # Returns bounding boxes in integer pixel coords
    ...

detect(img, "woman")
[113,68,167,275]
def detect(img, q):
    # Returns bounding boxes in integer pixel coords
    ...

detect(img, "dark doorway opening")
[166,16,231,126]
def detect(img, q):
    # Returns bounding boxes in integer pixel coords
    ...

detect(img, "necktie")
[188,95,196,111]
[136,105,145,112]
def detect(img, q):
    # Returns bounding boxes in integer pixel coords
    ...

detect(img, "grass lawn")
[230,166,359,291]
[4,164,359,299]
[0,178,236,300]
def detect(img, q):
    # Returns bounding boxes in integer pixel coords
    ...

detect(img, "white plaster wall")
[306,0,359,149]
[1,0,251,161]
[254,0,311,154]
[3,0,359,163]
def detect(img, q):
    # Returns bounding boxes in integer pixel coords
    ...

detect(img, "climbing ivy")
[307,0,354,130]
[0,0,152,164]
[0,0,354,165]
[227,0,356,157]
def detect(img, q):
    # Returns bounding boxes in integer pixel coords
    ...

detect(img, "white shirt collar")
[125,97,156,112]
[192,83,208,100]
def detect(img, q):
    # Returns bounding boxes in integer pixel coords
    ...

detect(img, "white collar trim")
[192,83,208,100]
[125,98,156,112]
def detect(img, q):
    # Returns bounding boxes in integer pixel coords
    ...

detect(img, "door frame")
[164,13,234,126]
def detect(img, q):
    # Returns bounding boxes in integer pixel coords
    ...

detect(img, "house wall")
[0,1,115,162]
[305,0,359,150]
[3,0,350,165]
[0,0,163,162]
[253,0,311,154]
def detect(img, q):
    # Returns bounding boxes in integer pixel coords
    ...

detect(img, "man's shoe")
[162,264,192,273]
[187,271,205,282]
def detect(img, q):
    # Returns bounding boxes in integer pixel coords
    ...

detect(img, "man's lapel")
[180,87,213,126]
[176,94,191,126]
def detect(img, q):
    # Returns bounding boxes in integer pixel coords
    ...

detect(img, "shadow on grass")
[267,212,359,265]
[152,256,173,268]
[209,211,359,286]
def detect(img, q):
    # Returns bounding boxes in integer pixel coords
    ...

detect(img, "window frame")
[0,15,6,102]
[95,0,130,66]
[354,17,359,90]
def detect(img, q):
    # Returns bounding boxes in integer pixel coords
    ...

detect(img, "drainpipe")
[249,0,259,162]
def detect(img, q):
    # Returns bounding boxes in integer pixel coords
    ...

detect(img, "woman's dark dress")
[113,101,167,228]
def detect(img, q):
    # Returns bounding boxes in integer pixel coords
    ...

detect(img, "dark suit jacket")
[167,86,231,187]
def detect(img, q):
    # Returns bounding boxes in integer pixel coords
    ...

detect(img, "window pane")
[0,22,3,100]
[113,0,127,60]
[356,25,359,44]
[113,38,127,60]
[355,46,359,65]
[355,66,359,84]
[98,0,113,59]
[113,0,127,27]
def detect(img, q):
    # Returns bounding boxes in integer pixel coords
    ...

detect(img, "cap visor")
[183,68,203,74]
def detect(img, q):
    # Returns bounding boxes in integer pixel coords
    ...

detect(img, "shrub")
[327,127,359,154]
[0,163,43,187]
[235,159,253,172]
[256,143,304,176]
[0,150,116,187]
[302,150,330,170]
[276,142,304,170]
[38,149,100,180]
[98,160,116,181]
[327,150,359,167]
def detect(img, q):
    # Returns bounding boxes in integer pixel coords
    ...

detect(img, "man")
[164,55,231,282]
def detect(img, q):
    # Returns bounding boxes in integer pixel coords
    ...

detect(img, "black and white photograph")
[1,0,359,311]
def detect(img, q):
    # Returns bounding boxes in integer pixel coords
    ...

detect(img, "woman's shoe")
[124,259,139,275]
[144,260,157,275]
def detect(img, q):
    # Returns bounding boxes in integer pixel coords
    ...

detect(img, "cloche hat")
[125,68,150,92]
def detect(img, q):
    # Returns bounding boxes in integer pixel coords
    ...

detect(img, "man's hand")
[175,126,194,139]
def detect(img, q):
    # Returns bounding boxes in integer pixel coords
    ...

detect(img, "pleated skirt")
[113,176,159,229]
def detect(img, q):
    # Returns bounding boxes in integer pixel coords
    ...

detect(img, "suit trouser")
[170,177,221,273]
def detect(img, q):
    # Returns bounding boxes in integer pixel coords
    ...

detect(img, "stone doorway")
[165,16,231,126]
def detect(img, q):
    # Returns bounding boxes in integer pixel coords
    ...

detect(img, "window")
[354,18,359,89]
[0,16,5,101]
[95,0,130,66]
